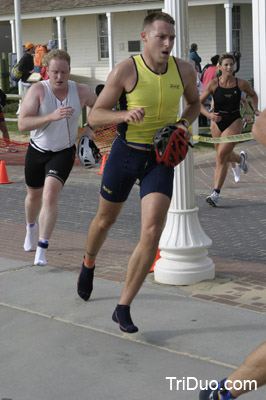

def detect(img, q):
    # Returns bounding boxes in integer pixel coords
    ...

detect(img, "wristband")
[83,123,94,130]
[177,118,190,129]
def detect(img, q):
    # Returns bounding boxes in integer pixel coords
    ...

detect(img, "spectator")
[201,55,220,88]
[189,43,202,73]
[34,44,48,72]
[0,88,17,152]
[200,56,220,126]
[95,84,105,97]
[19,42,35,103]
[40,53,49,80]
[48,40,56,51]
[34,40,55,73]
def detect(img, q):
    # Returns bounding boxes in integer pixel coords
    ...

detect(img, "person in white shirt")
[18,49,96,266]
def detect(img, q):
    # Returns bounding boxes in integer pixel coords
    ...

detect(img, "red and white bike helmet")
[78,136,102,169]
[153,124,189,167]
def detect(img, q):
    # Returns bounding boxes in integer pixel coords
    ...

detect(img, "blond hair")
[46,49,71,68]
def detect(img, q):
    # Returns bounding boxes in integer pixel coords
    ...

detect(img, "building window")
[53,18,67,51]
[98,14,109,59]
[128,41,141,52]
[232,5,240,53]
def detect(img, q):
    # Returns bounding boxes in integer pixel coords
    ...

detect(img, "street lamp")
[154,0,215,285]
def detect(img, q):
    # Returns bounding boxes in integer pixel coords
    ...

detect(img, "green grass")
[4,101,19,115]
[7,120,30,136]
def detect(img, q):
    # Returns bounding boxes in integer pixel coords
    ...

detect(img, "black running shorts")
[25,143,76,188]
[100,136,174,203]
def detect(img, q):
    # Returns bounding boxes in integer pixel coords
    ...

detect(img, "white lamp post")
[154,0,215,285]
[14,0,23,102]
[56,16,64,50]
[252,0,266,111]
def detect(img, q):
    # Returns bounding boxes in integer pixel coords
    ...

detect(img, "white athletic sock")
[23,222,38,252]
[34,246,47,266]
[34,238,49,266]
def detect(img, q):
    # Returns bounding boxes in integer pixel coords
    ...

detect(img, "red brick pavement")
[194,140,266,198]
[0,220,132,283]
[1,139,266,314]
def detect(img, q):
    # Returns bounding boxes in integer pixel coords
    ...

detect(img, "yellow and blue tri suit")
[117,54,184,145]
[100,54,185,203]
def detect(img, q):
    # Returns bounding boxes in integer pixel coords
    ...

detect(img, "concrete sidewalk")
[0,257,265,400]
[1,139,266,399]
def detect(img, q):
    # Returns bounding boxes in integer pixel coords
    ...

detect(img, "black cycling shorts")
[100,136,174,203]
[25,143,76,188]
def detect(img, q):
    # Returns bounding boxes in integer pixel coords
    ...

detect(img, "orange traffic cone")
[150,248,161,273]
[96,154,108,175]
[0,160,13,184]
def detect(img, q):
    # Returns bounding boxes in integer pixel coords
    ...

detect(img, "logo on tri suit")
[102,185,112,195]
[48,169,58,175]
[169,84,180,90]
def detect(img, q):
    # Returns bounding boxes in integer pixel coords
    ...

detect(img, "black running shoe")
[199,387,219,400]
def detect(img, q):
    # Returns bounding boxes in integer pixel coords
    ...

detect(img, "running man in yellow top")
[77,11,200,333]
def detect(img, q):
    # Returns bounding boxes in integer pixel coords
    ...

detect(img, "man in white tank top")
[18,49,96,266]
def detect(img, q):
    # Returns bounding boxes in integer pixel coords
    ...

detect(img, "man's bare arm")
[88,59,145,127]
[252,109,266,146]
[78,83,97,110]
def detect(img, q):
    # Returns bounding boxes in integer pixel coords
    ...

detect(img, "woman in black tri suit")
[200,53,260,207]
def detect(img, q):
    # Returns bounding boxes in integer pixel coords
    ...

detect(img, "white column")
[106,12,114,72]
[10,19,16,53]
[56,16,64,50]
[14,0,22,60]
[224,2,233,52]
[155,0,214,285]
[14,0,23,96]
[252,0,266,111]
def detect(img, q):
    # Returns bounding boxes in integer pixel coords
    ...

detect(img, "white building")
[0,0,253,89]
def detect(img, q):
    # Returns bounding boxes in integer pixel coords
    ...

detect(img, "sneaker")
[240,151,248,174]
[232,164,240,183]
[199,387,219,400]
[206,191,219,207]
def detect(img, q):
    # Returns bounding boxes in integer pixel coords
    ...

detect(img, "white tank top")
[30,80,82,152]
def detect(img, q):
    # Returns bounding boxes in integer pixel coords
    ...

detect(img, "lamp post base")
[154,207,215,286]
